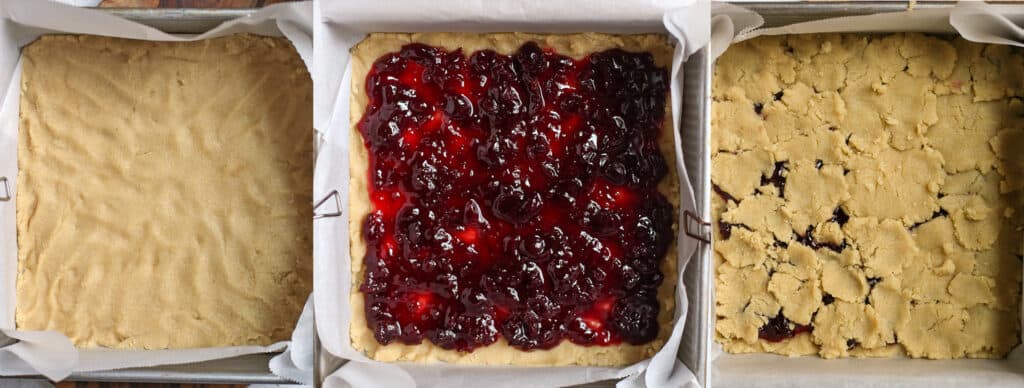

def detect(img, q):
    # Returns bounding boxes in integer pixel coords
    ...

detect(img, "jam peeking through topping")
[758,313,812,342]
[357,42,672,352]
[794,226,847,253]
[822,293,835,305]
[761,161,788,197]
[829,207,850,226]
[909,208,950,230]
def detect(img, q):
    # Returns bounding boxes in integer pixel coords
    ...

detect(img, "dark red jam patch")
[758,313,812,342]
[356,42,673,352]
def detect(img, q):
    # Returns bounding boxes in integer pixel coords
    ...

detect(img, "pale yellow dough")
[713,33,1023,359]
[16,34,314,349]
[349,32,678,366]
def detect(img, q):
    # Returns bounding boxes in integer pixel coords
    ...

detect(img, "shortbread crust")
[17,34,314,349]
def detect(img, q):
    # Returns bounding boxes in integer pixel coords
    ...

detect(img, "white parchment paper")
[0,0,315,382]
[311,0,708,388]
[311,0,709,387]
[708,3,1024,387]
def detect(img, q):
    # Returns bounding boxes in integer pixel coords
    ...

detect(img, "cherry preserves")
[357,42,673,351]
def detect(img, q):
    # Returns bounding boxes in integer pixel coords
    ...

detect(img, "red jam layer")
[357,42,672,352]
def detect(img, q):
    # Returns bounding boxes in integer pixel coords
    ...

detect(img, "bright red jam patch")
[357,42,673,352]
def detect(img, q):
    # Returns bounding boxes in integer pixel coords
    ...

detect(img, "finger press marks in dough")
[713,33,1022,359]
[16,34,314,349]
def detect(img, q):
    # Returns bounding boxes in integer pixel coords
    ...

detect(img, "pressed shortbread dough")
[713,33,1023,359]
[349,32,678,366]
[16,34,314,349]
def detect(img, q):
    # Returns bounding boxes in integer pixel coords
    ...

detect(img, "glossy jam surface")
[758,313,812,342]
[356,42,672,352]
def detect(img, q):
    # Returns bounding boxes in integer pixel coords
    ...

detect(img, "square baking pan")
[313,27,713,388]
[706,2,1024,388]
[0,7,296,385]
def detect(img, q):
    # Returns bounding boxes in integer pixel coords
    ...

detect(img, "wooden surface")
[99,0,298,7]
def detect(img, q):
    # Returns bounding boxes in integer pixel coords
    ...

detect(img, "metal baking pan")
[705,2,1023,388]
[313,39,713,388]
[731,1,1021,29]
[733,1,954,28]
[0,8,295,385]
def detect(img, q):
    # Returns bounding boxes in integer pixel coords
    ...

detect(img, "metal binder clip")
[313,189,342,219]
[0,177,9,202]
[683,210,710,244]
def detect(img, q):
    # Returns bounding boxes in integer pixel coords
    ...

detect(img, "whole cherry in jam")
[357,41,672,352]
